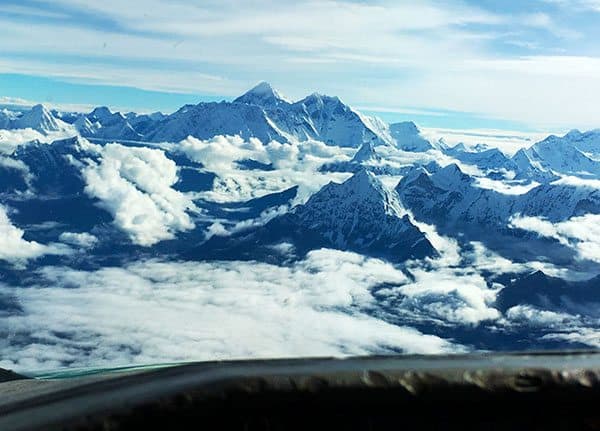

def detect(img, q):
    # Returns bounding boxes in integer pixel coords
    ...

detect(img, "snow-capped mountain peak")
[430,163,473,189]
[76,106,143,141]
[393,120,419,135]
[13,104,72,134]
[288,169,435,260]
[299,169,406,222]
[147,111,167,121]
[538,128,600,159]
[351,140,381,163]
[40,83,396,148]
[389,121,435,152]
[284,93,391,147]
[398,165,431,188]
[301,92,341,106]
[73,116,99,136]
[234,81,291,108]
[89,106,113,121]
[397,163,472,195]
[522,133,600,178]
[449,143,469,153]
[343,169,393,199]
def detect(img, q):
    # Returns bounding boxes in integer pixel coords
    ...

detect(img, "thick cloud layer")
[0,128,75,154]
[2,227,598,372]
[176,135,351,204]
[378,268,500,325]
[420,127,547,156]
[174,135,496,208]
[0,128,598,374]
[0,249,462,371]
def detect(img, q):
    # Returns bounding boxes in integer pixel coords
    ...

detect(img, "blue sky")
[1,0,600,131]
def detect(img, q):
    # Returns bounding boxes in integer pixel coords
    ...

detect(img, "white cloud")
[227,205,290,235]
[407,214,462,267]
[375,219,503,325]
[176,135,351,204]
[543,0,600,13]
[509,214,600,263]
[0,205,68,263]
[268,242,296,257]
[385,215,594,326]
[0,95,97,115]
[44,0,503,38]
[474,178,540,195]
[82,142,198,246]
[420,127,547,156]
[551,176,600,189]
[202,203,292,240]
[506,304,600,348]
[378,267,501,326]
[467,241,525,274]
[178,135,267,172]
[0,155,33,187]
[577,0,600,11]
[541,329,600,348]
[0,249,463,371]
[462,240,584,279]
[351,55,600,130]
[506,305,577,327]
[59,232,98,248]
[204,222,229,240]
[510,216,562,240]
[0,4,69,19]
[0,128,75,155]
[371,145,490,179]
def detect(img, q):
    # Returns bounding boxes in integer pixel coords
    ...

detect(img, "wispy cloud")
[0,0,597,128]
[543,0,600,13]
[510,213,600,263]
[0,4,68,19]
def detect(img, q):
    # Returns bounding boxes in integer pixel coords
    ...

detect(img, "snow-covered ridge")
[397,162,600,230]
[389,121,441,152]
[2,86,600,198]
[1,104,74,135]
[3,84,600,183]
[1,83,395,148]
[290,169,436,258]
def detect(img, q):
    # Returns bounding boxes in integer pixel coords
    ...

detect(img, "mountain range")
[3,82,391,148]
[196,169,436,262]
[0,82,598,267]
[3,83,599,184]
[0,104,73,134]
[1,82,600,354]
